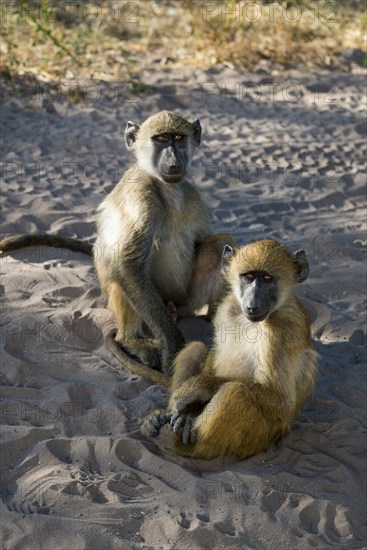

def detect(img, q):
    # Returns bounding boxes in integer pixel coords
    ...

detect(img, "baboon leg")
[105,330,169,388]
[194,382,266,458]
[107,281,161,367]
[170,341,209,394]
[141,342,209,438]
[174,381,272,459]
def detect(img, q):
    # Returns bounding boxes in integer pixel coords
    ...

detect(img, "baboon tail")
[0,233,93,256]
[105,329,170,389]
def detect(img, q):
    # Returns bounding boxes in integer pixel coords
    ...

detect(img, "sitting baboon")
[143,239,318,460]
[0,111,235,378]
[94,110,235,375]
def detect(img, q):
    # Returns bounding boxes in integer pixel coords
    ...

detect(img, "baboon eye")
[154,134,168,142]
[262,274,274,282]
[242,273,255,282]
[173,134,184,141]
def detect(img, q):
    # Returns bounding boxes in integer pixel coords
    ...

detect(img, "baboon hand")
[170,413,197,445]
[169,390,203,415]
[168,389,206,444]
[142,409,172,439]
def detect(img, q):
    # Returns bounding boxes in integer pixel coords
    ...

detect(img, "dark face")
[239,271,278,322]
[152,133,190,183]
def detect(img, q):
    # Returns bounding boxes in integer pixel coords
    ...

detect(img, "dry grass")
[1,1,365,83]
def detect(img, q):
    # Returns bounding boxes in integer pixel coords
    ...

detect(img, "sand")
[1,65,366,549]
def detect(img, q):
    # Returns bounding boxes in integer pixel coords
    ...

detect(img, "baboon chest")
[150,221,197,303]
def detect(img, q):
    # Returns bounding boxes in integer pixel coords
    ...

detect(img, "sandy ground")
[1,65,366,549]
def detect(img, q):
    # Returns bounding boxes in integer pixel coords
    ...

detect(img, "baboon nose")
[166,164,183,174]
[247,306,259,315]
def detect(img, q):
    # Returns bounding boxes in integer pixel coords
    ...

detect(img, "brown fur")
[143,239,318,460]
[105,330,170,388]
[94,111,236,376]
[0,111,236,382]
[137,111,196,140]
[0,234,92,255]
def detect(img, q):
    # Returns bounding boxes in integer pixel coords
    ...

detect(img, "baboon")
[142,239,318,460]
[0,111,235,377]
[94,110,235,375]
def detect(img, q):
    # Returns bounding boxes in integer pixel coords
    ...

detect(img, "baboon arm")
[110,229,185,351]
[168,374,228,413]
[120,267,183,348]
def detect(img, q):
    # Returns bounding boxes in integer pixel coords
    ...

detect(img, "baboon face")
[151,132,191,183]
[124,111,202,184]
[222,240,310,322]
[239,271,278,322]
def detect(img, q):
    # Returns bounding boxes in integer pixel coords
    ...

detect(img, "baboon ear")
[125,121,140,149]
[293,249,309,283]
[191,119,202,146]
[221,244,234,271]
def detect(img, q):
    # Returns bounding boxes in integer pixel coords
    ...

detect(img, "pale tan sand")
[1,66,366,549]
